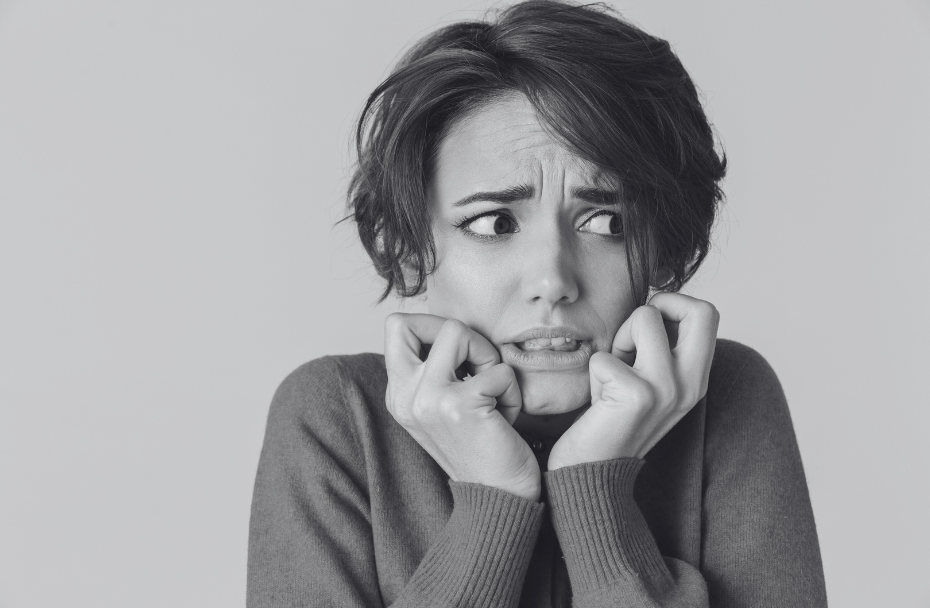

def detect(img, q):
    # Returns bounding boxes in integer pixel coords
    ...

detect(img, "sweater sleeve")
[543,342,827,608]
[700,343,827,607]
[400,482,544,607]
[545,459,709,608]
[247,357,545,608]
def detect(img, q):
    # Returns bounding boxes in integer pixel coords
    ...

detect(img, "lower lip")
[500,341,594,371]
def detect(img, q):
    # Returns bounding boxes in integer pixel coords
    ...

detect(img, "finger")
[611,305,674,376]
[424,319,500,381]
[420,346,471,379]
[648,293,719,398]
[589,350,641,404]
[383,313,448,375]
[647,293,719,363]
[463,363,522,424]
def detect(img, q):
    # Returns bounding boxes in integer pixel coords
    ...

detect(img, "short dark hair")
[348,0,726,303]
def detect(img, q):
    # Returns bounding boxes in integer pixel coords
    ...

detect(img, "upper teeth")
[523,337,575,347]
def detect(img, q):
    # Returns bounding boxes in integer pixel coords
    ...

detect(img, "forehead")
[431,95,614,198]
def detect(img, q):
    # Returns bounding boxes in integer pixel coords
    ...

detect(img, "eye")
[461,212,517,236]
[579,211,623,236]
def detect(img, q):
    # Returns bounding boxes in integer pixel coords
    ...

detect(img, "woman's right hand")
[384,313,541,502]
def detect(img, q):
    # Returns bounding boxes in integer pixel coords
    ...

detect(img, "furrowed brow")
[571,186,622,206]
[451,184,535,207]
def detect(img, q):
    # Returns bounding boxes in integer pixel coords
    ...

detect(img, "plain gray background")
[1,0,928,606]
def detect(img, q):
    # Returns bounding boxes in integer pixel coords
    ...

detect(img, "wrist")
[450,468,541,502]
[491,478,541,502]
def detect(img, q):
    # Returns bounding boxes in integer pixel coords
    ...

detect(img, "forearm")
[546,459,708,608]
[390,482,544,608]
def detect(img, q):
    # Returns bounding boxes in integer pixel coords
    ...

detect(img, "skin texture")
[383,95,719,501]
[425,95,635,420]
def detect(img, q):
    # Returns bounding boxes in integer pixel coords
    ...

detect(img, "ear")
[649,267,673,288]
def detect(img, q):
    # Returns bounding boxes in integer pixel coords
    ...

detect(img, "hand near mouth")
[384,313,542,502]
[547,293,720,470]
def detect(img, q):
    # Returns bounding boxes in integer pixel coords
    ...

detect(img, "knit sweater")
[247,339,827,607]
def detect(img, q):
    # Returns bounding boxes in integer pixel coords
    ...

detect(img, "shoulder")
[279,352,385,387]
[708,339,783,402]
[698,352,824,604]
[275,353,386,400]
[266,353,388,438]
[704,339,796,446]
[711,338,777,379]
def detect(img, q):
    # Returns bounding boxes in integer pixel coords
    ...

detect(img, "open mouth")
[515,337,582,352]
[503,337,593,370]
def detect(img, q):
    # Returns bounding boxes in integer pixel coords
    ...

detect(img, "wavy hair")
[348,0,726,303]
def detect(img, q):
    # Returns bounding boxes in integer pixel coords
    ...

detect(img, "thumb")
[589,350,640,405]
[464,363,522,424]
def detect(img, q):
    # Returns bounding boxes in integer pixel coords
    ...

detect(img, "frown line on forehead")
[452,185,621,208]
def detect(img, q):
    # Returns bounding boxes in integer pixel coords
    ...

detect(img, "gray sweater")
[247,339,827,607]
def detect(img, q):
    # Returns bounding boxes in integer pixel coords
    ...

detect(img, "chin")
[515,368,591,415]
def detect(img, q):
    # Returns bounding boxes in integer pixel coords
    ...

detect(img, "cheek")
[580,247,638,342]
[426,239,513,331]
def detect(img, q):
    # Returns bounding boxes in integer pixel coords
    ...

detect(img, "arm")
[401,482,544,607]
[700,343,827,607]
[544,342,827,608]
[545,459,708,608]
[247,357,545,608]
[247,358,380,607]
[545,295,717,607]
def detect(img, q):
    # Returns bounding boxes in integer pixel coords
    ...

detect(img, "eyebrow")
[571,186,622,206]
[451,184,622,207]
[451,184,535,207]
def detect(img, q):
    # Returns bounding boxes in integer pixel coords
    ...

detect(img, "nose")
[520,226,579,307]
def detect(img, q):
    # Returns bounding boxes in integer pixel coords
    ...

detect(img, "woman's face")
[425,94,639,418]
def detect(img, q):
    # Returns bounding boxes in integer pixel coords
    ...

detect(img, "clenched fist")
[548,293,720,470]
[384,313,542,501]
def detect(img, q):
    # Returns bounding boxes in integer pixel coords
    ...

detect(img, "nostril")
[521,246,579,305]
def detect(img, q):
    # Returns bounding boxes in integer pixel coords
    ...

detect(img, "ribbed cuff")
[545,459,671,595]
[405,482,545,608]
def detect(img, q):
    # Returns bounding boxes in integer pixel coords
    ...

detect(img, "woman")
[247,1,827,606]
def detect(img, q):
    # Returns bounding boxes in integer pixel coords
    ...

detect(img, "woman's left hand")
[548,293,720,470]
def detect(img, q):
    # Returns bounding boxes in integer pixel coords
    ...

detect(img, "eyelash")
[453,210,518,241]
[454,209,623,240]
[580,210,624,236]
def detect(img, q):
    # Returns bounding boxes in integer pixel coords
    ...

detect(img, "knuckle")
[384,312,407,334]
[627,379,655,407]
[435,394,463,424]
[407,388,462,425]
[409,396,431,422]
[634,304,662,324]
[695,300,719,321]
[440,318,468,339]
